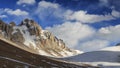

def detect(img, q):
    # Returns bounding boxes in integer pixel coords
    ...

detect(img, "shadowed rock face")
[11,29,25,44]
[9,22,16,27]
[116,43,120,46]
[0,20,13,40]
[0,19,80,57]
[20,19,42,36]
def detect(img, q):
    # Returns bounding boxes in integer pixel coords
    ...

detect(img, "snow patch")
[38,50,52,57]
[59,49,83,57]
[41,30,47,39]
[101,46,120,51]
[13,25,36,49]
[12,29,18,35]
[75,50,84,54]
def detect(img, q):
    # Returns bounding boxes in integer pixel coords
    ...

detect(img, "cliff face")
[0,19,81,57]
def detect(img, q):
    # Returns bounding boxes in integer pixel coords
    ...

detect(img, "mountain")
[60,46,120,68]
[0,19,82,58]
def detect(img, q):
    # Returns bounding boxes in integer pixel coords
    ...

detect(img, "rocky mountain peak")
[0,19,81,57]
[9,22,16,27]
[20,19,41,29]
[19,18,42,36]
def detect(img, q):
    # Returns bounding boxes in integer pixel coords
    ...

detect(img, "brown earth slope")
[0,39,98,68]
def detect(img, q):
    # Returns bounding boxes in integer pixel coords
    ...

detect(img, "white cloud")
[0,8,31,23]
[46,22,95,48]
[79,25,120,52]
[77,25,120,52]
[36,1,65,22]
[79,40,109,52]
[0,15,7,18]
[38,1,59,8]
[4,9,29,16]
[17,0,36,5]
[66,10,118,23]
[98,25,120,42]
[111,10,120,18]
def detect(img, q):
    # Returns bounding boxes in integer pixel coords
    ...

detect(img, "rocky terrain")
[0,19,82,57]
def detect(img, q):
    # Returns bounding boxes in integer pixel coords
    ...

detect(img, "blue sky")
[0,0,120,52]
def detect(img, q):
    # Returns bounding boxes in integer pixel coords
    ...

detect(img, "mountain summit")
[0,19,81,57]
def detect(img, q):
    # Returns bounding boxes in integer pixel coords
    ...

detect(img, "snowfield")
[61,46,120,68]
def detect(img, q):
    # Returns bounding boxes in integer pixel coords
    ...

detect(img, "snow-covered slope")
[61,46,120,68]
[101,46,120,51]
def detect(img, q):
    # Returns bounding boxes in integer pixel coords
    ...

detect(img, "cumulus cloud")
[97,25,120,42]
[65,10,120,23]
[111,10,120,18]
[36,1,65,22]
[4,8,29,16]
[46,22,108,52]
[46,22,95,48]
[17,0,36,5]
[77,24,120,52]
[0,8,30,23]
